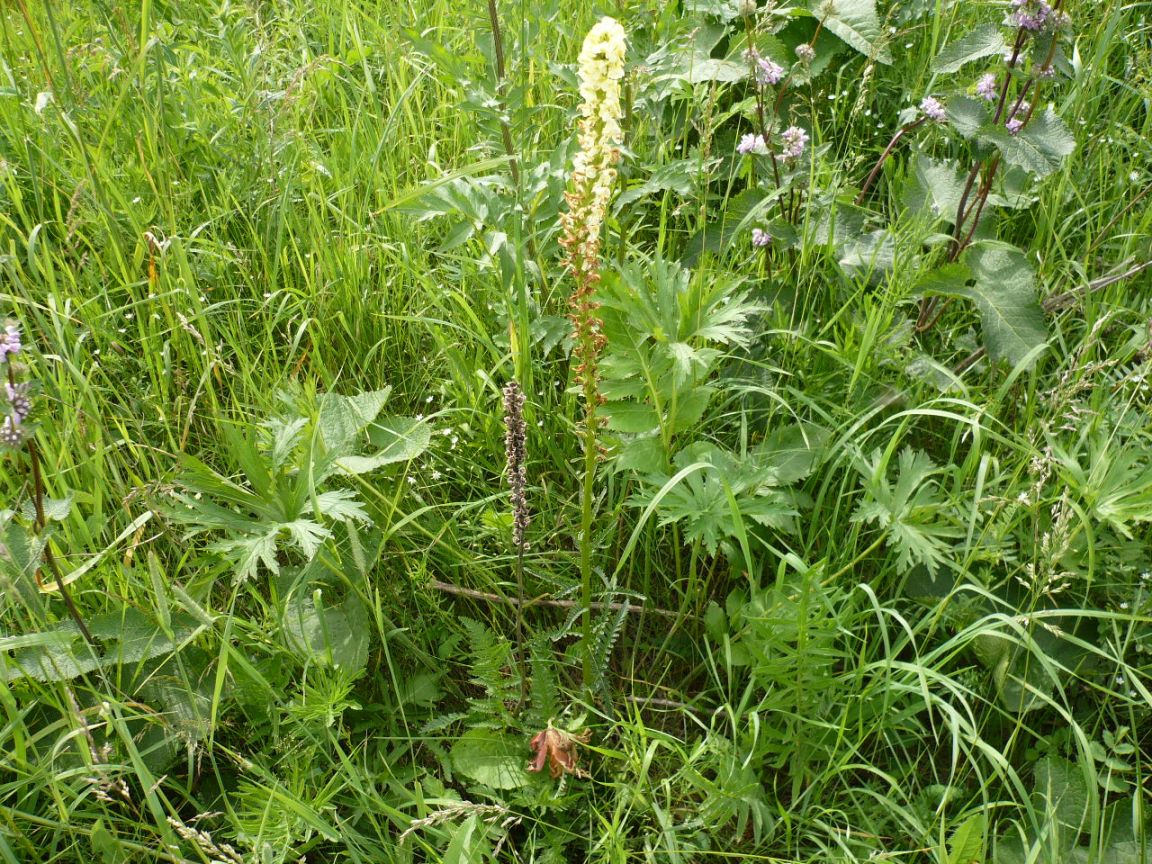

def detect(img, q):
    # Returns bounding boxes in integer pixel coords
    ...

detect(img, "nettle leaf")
[811,0,893,64]
[903,155,969,224]
[602,401,661,434]
[933,24,1008,73]
[984,108,1075,177]
[945,96,988,140]
[962,242,1049,366]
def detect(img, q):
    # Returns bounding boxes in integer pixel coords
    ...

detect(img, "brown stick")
[428,579,684,620]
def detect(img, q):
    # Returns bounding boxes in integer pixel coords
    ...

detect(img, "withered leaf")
[527,726,591,779]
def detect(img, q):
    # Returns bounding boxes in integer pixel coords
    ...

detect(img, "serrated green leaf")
[336,416,430,473]
[317,388,392,455]
[983,109,1075,178]
[812,0,893,64]
[904,156,969,224]
[945,96,988,139]
[947,811,988,864]
[612,436,666,473]
[960,242,1049,366]
[602,401,661,434]
[933,24,1008,73]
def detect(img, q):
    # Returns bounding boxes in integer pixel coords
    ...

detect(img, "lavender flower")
[780,126,809,160]
[0,322,20,359]
[919,96,947,123]
[976,73,998,101]
[0,417,22,449]
[756,57,785,85]
[737,133,767,155]
[751,228,772,247]
[795,43,816,64]
[1006,117,1024,135]
[502,381,530,551]
[5,382,30,422]
[1010,0,1053,32]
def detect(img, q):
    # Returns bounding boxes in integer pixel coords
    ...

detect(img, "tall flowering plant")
[1,320,96,648]
[559,17,626,687]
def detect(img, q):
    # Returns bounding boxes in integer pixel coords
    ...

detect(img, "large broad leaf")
[317,388,392,455]
[334,416,430,474]
[281,590,370,674]
[1034,756,1089,830]
[962,243,1049,366]
[920,246,1048,367]
[985,107,1076,178]
[933,24,1008,73]
[811,0,893,64]
[451,728,531,790]
[0,607,207,682]
[945,96,989,140]
[903,155,969,224]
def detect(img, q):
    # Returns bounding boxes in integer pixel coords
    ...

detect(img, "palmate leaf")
[852,448,963,574]
[633,445,802,556]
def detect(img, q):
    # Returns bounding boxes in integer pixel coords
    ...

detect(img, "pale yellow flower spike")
[561,16,627,283]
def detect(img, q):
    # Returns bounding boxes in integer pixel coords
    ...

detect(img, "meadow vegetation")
[1,0,1150,861]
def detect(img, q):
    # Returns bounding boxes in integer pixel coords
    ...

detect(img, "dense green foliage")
[1,0,1150,861]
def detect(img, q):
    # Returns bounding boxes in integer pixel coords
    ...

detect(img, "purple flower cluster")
[751,228,772,247]
[976,73,998,101]
[1005,100,1030,135]
[919,96,947,123]
[737,133,767,155]
[1,321,29,450]
[1010,0,1053,32]
[756,57,785,86]
[0,323,21,359]
[781,126,809,160]
[795,43,816,64]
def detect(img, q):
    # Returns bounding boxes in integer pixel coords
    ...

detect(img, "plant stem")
[579,382,599,687]
[856,119,925,204]
[26,438,98,649]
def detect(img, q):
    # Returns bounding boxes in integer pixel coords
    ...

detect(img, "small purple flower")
[795,43,816,64]
[0,416,22,449]
[0,323,20,359]
[751,228,772,247]
[976,73,998,101]
[1006,117,1024,135]
[5,382,30,422]
[1011,100,1031,119]
[756,57,785,85]
[1010,0,1052,32]
[737,133,767,155]
[780,126,809,160]
[919,96,947,123]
